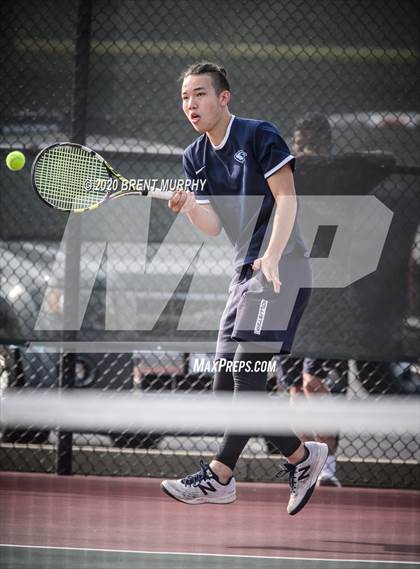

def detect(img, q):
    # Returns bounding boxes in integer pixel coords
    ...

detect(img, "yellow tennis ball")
[6,151,26,171]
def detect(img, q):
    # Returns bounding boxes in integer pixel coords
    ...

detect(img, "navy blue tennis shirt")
[182,115,307,268]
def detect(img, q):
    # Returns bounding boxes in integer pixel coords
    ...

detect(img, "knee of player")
[289,383,304,398]
[302,373,327,393]
[232,364,267,391]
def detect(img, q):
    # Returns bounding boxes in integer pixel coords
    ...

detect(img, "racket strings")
[34,145,110,211]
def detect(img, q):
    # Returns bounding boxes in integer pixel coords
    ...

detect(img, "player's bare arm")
[168,190,222,236]
[252,164,297,293]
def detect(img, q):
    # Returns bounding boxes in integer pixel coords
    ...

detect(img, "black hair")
[179,62,230,94]
[294,112,332,153]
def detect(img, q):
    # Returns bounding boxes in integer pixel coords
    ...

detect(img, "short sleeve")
[254,122,295,179]
[182,151,210,204]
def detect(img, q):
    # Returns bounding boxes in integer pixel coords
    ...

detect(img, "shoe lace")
[181,460,212,487]
[277,462,297,493]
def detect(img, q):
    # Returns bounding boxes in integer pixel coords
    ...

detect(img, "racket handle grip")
[146,189,174,201]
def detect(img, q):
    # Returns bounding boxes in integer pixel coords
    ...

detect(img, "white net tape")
[1,391,418,436]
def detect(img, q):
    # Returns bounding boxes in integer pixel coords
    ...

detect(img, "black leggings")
[213,343,301,470]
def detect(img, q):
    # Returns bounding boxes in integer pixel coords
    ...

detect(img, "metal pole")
[56,0,93,476]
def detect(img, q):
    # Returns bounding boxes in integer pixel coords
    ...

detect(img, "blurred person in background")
[274,113,349,487]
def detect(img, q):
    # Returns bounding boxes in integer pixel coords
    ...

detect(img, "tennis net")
[1,389,420,568]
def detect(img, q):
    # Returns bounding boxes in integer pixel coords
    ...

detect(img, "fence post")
[56,0,93,476]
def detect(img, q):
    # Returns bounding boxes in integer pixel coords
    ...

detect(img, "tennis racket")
[31,142,174,212]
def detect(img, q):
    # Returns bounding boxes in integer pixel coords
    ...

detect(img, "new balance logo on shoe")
[197,481,217,495]
[297,465,311,481]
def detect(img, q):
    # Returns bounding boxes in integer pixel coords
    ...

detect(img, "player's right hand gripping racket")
[31,142,174,212]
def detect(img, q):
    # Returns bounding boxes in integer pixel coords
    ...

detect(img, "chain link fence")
[0,0,419,489]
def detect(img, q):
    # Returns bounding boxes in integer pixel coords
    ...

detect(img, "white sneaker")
[281,441,328,515]
[161,460,236,505]
[317,454,342,487]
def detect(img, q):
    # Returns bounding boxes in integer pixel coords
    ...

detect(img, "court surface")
[1,472,419,569]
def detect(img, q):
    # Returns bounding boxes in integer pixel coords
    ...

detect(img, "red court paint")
[1,472,419,563]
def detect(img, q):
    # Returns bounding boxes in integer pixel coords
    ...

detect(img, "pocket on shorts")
[231,281,310,353]
[243,270,279,298]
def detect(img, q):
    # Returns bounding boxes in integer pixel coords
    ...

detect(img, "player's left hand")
[252,255,282,293]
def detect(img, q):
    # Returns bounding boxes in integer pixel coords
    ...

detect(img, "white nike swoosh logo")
[195,166,205,174]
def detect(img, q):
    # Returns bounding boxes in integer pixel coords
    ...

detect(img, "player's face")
[291,129,325,157]
[181,74,228,134]
[291,130,310,156]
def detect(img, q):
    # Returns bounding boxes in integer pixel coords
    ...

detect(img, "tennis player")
[160,62,328,515]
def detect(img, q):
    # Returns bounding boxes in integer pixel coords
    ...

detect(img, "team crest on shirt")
[234,150,247,164]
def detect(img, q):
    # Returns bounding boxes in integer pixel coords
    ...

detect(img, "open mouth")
[190,113,201,124]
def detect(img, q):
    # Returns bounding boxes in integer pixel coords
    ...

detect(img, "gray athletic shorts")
[215,252,312,359]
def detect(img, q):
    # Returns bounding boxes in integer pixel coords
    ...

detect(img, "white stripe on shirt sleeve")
[264,155,295,179]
